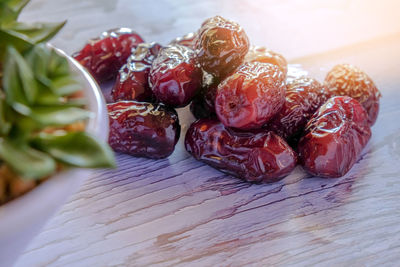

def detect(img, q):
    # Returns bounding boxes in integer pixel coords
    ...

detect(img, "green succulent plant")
[0,0,115,179]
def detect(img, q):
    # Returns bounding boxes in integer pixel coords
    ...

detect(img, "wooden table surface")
[15,0,400,266]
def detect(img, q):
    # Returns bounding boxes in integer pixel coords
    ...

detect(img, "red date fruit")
[324,64,381,126]
[298,96,371,178]
[286,64,309,84]
[169,32,196,49]
[149,45,202,107]
[190,82,218,119]
[108,101,180,159]
[111,42,162,102]
[215,62,286,130]
[195,16,249,79]
[245,46,288,77]
[185,119,297,183]
[266,77,327,140]
[73,28,144,83]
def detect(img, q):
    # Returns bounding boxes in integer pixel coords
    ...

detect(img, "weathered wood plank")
[13,0,400,266]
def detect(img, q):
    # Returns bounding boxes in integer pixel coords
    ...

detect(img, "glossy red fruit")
[298,96,371,178]
[190,82,218,119]
[185,119,297,183]
[215,62,286,130]
[324,64,381,126]
[169,32,196,49]
[195,16,249,79]
[149,45,202,107]
[266,77,327,140]
[111,42,162,102]
[245,46,288,77]
[108,101,180,159]
[190,72,219,119]
[73,28,144,83]
[286,64,309,84]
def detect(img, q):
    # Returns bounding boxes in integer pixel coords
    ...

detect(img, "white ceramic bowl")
[0,47,108,267]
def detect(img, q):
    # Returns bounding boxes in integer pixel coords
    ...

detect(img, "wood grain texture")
[14,0,400,266]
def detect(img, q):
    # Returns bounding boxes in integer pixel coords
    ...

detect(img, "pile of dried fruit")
[74,15,381,183]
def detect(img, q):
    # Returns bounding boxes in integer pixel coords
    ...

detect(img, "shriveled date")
[195,16,249,79]
[245,46,288,77]
[73,28,144,83]
[169,32,196,49]
[298,96,371,178]
[266,77,327,140]
[108,101,180,159]
[215,62,286,130]
[324,64,381,126]
[185,119,297,183]
[150,45,202,107]
[112,42,162,102]
[190,80,218,119]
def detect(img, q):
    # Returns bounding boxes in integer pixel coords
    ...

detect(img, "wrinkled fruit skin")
[298,96,371,178]
[73,28,144,83]
[150,45,202,107]
[245,46,288,77]
[190,72,219,119]
[169,32,196,49]
[286,64,309,84]
[190,83,218,119]
[324,64,381,126]
[112,42,162,102]
[185,119,297,183]
[195,16,249,79]
[215,62,286,130]
[108,101,180,159]
[267,77,327,140]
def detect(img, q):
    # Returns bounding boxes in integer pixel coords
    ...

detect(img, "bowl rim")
[0,45,108,215]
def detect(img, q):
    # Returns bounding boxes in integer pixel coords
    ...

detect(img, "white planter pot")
[0,47,108,267]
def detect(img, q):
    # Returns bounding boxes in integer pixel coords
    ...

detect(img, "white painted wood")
[12,1,400,266]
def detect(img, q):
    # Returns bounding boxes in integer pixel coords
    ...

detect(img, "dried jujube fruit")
[245,46,288,77]
[190,72,219,119]
[82,19,381,183]
[266,77,327,140]
[215,62,286,130]
[111,42,162,102]
[108,101,180,159]
[185,119,297,183]
[298,96,371,178]
[73,28,144,83]
[169,32,196,49]
[190,83,218,119]
[195,16,249,79]
[149,45,202,107]
[324,64,381,126]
